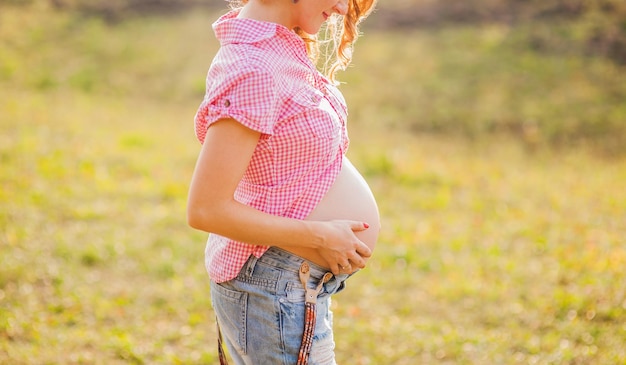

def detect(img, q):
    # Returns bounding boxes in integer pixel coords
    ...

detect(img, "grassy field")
[1,4,625,364]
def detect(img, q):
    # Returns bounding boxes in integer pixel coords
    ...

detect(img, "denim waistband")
[238,246,351,296]
[260,247,330,277]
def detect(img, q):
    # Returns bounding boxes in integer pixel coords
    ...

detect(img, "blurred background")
[3,0,626,153]
[1,0,625,364]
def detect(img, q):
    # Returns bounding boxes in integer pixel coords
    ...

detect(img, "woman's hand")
[189,119,367,259]
[315,220,371,275]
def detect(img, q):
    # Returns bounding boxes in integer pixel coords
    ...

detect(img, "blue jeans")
[210,247,351,365]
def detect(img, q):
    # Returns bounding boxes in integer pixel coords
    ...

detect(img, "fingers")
[355,242,372,259]
[350,221,372,255]
[327,249,368,275]
[344,221,372,266]
[319,220,374,274]
[350,221,370,232]
[348,249,367,269]
[329,253,363,275]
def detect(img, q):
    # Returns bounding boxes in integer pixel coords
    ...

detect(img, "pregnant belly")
[287,157,380,269]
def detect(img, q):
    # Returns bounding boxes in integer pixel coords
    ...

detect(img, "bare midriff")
[285,156,380,269]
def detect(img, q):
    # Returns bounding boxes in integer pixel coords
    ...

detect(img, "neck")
[237,1,295,30]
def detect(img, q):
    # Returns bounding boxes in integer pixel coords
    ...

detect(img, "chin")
[301,24,323,35]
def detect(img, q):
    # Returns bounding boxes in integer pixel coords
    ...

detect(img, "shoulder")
[213,44,276,75]
[210,44,301,96]
[226,41,292,71]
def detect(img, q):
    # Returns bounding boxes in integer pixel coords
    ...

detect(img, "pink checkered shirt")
[194,10,350,283]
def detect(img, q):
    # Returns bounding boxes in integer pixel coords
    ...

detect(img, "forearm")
[187,198,324,250]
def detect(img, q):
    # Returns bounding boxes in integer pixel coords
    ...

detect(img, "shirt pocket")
[291,86,341,140]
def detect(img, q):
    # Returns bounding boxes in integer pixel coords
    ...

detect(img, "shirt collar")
[213,9,303,47]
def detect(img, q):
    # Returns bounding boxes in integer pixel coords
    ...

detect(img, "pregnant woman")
[187,0,378,362]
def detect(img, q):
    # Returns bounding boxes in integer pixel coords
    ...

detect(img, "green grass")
[340,132,626,364]
[1,4,625,364]
[343,25,626,156]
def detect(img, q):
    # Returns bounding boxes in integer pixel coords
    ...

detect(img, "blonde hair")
[232,0,377,82]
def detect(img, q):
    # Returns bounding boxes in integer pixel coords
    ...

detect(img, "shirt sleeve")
[195,61,280,143]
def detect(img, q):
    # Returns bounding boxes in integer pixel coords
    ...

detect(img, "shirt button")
[223,99,231,107]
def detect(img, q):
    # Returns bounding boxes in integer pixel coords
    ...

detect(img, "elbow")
[186,208,201,230]
[187,197,233,232]
[187,204,213,232]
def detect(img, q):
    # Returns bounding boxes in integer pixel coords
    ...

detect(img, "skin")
[237,0,349,34]
[187,117,371,275]
[188,0,366,275]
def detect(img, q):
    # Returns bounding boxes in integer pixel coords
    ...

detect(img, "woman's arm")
[187,118,371,274]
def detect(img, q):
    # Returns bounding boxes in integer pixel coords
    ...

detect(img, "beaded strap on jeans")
[297,262,333,365]
[215,262,332,365]
[217,320,229,365]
